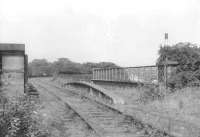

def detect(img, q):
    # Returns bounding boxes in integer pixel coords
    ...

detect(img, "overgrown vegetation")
[0,93,50,137]
[137,85,167,104]
[140,42,200,103]
[28,58,118,77]
[157,42,200,89]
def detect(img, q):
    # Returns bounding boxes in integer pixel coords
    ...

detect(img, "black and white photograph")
[0,0,200,136]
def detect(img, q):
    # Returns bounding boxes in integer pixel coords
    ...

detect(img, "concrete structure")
[0,43,27,94]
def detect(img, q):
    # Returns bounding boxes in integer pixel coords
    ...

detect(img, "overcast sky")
[0,0,200,66]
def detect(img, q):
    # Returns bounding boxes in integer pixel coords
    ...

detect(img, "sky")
[0,0,200,66]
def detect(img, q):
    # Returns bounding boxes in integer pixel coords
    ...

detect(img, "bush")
[0,95,50,137]
[157,42,200,89]
[138,85,165,104]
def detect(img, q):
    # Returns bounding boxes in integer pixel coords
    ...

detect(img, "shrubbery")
[0,94,50,137]
[138,85,166,104]
[140,43,200,102]
[157,42,200,89]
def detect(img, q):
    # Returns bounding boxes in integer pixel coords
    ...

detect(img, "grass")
[53,76,200,129]
[137,87,200,127]
[89,81,200,127]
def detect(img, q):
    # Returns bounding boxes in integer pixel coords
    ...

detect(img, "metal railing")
[92,65,177,84]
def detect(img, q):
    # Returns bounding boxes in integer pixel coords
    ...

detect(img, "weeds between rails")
[34,79,174,137]
[32,81,101,137]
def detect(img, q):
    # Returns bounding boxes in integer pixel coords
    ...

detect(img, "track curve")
[31,78,173,137]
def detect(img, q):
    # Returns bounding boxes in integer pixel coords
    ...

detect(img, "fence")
[92,64,178,85]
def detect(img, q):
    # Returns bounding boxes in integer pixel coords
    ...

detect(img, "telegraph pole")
[164,33,168,90]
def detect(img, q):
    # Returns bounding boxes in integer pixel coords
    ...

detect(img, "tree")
[82,62,119,73]
[157,42,200,88]
[28,59,53,76]
[28,58,119,76]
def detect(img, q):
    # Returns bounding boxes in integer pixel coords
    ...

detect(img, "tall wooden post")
[164,58,168,90]
[24,54,28,93]
[164,33,168,91]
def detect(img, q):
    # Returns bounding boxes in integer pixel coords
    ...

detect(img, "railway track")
[31,78,173,137]
[32,80,99,137]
